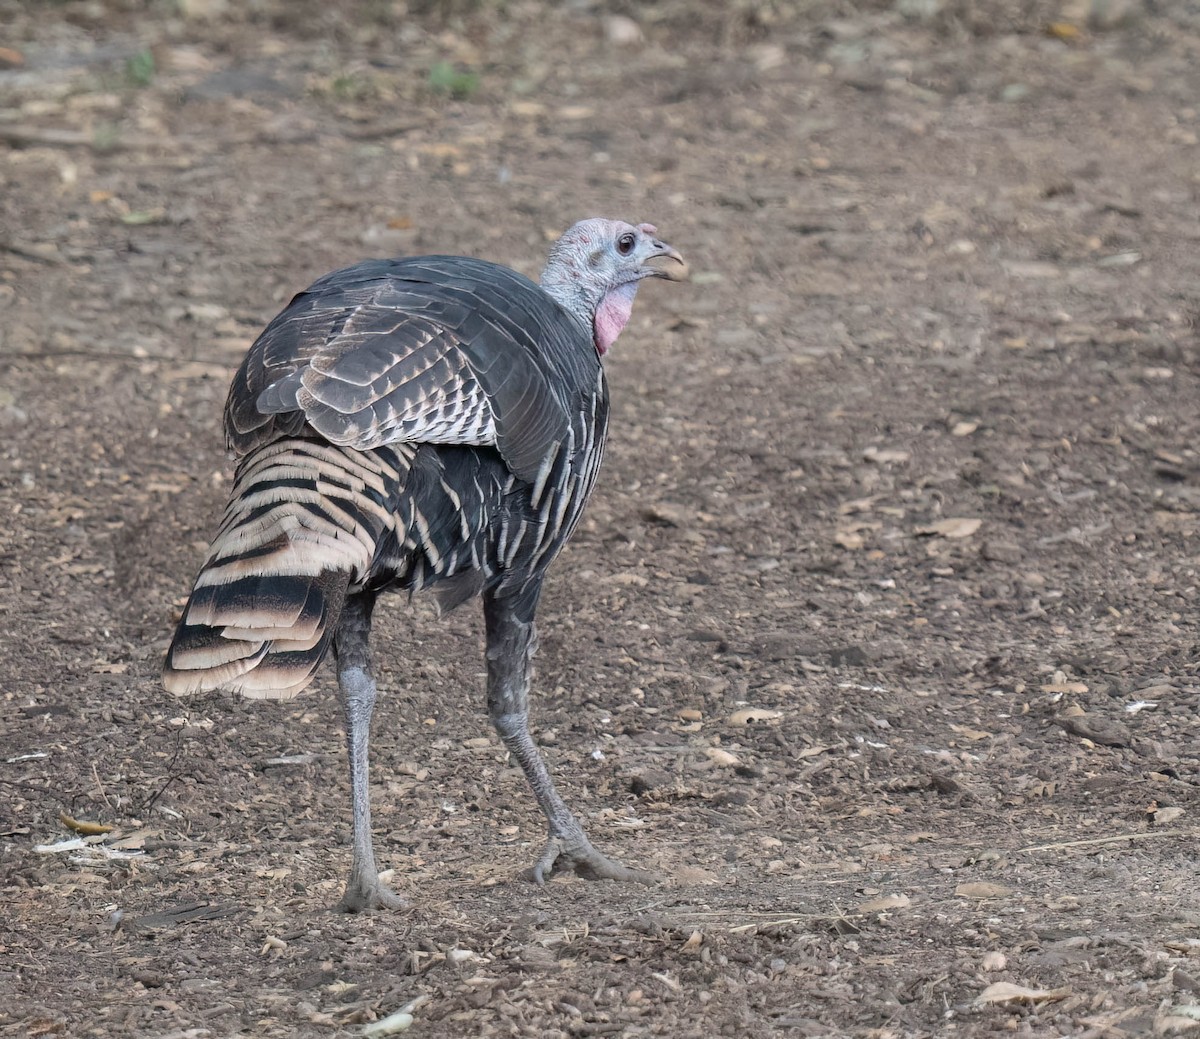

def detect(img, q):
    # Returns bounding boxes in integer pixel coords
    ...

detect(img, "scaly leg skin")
[484,588,658,887]
[333,594,406,912]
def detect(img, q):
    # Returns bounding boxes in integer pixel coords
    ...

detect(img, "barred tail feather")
[163,439,395,701]
[163,569,350,700]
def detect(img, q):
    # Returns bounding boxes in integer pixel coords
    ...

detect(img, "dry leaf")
[58,812,114,836]
[1045,21,1083,41]
[729,708,782,726]
[510,100,547,118]
[835,519,881,550]
[839,496,880,515]
[977,981,1070,1005]
[1042,681,1088,694]
[641,502,693,527]
[949,723,992,741]
[796,745,832,759]
[607,572,649,587]
[671,865,721,886]
[863,445,911,464]
[417,143,462,160]
[916,517,982,539]
[835,529,865,550]
[121,208,167,225]
[363,1010,415,1036]
[857,893,911,913]
[956,882,1013,899]
[108,828,160,850]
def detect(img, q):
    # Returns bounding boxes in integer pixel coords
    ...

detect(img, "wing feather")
[225,257,596,484]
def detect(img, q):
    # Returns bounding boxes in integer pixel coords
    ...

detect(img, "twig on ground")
[91,762,116,814]
[0,125,163,150]
[0,240,62,264]
[1019,830,1193,854]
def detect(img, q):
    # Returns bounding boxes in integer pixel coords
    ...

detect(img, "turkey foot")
[531,829,658,886]
[485,596,660,889]
[337,873,407,913]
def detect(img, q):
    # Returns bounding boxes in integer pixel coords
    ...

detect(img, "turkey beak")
[643,239,688,282]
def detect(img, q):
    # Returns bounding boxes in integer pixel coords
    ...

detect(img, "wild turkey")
[163,219,686,910]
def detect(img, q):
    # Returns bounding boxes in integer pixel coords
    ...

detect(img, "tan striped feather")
[163,440,398,700]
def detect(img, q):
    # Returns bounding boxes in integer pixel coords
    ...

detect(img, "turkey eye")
[616,232,636,255]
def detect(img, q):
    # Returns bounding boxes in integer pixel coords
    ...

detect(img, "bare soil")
[2,2,1199,1036]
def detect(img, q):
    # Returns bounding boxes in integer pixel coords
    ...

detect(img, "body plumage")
[163,221,684,909]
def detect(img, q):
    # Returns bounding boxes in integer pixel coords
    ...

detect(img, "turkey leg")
[333,593,405,911]
[483,588,654,885]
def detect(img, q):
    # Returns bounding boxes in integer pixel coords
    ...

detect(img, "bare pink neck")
[593,282,638,356]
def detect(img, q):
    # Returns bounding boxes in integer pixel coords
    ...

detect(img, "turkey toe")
[531,835,658,886]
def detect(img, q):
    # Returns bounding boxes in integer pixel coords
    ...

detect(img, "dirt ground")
[2,0,1200,1035]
